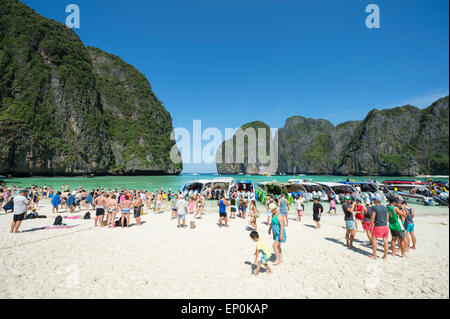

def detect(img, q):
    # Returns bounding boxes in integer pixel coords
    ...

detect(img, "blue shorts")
[260,254,269,264]
[345,220,355,230]
[406,224,415,232]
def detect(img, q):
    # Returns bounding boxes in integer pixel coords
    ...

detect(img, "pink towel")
[44,225,78,229]
[64,215,81,219]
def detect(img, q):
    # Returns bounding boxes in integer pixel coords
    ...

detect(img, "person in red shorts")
[362,205,374,245]
[368,196,390,259]
[354,199,366,232]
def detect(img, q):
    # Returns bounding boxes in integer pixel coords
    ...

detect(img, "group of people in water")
[2,182,418,275]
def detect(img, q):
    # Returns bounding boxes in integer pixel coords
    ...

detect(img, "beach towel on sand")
[64,215,82,220]
[43,225,78,230]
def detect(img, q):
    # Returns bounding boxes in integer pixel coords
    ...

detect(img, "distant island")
[216,96,449,176]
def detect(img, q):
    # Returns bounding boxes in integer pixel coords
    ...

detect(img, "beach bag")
[83,212,91,219]
[3,199,13,212]
[190,220,196,229]
[53,215,63,226]
[115,217,127,227]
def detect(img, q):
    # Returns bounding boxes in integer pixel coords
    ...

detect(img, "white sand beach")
[0,199,448,299]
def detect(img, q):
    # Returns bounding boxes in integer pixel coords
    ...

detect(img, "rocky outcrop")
[216,121,276,175]
[0,0,181,176]
[88,47,182,175]
[216,96,449,176]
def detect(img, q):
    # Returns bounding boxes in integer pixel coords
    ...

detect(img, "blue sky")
[23,0,449,172]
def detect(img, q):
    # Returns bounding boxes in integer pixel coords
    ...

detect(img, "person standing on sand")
[294,196,303,222]
[51,191,61,214]
[119,195,133,228]
[328,197,336,214]
[265,195,275,225]
[369,196,390,259]
[171,194,178,219]
[176,194,188,228]
[93,192,107,228]
[11,190,30,234]
[249,200,259,230]
[106,194,118,228]
[239,195,248,220]
[278,194,289,226]
[217,195,230,228]
[230,194,237,219]
[133,193,143,226]
[362,205,374,245]
[155,192,162,214]
[404,203,416,251]
[387,199,407,258]
[342,196,357,248]
[312,198,323,229]
[268,203,286,265]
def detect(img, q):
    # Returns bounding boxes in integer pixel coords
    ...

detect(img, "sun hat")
[268,203,278,211]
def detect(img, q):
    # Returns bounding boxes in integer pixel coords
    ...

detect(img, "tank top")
[279,198,288,213]
[272,212,281,225]
[404,208,414,226]
[219,199,226,213]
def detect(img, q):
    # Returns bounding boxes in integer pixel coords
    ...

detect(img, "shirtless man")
[133,192,143,226]
[93,192,107,227]
[106,193,119,228]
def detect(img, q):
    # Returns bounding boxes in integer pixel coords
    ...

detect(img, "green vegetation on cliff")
[0,0,181,176]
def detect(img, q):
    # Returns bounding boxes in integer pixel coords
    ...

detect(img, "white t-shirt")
[295,199,302,210]
[176,199,187,215]
[13,195,29,215]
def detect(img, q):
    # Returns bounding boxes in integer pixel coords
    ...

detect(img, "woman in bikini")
[249,200,259,231]
[119,195,133,228]
[106,193,119,228]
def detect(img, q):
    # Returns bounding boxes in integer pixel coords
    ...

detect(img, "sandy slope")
[0,199,448,299]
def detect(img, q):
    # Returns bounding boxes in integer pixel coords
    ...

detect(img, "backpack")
[190,220,196,229]
[53,215,63,225]
[115,217,127,227]
[83,212,91,219]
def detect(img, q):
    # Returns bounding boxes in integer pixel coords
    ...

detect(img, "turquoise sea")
[3,174,447,192]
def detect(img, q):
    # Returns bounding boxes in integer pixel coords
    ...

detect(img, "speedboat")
[182,180,212,198]
[384,184,438,206]
[299,181,329,201]
[210,177,235,200]
[284,179,309,200]
[316,182,362,203]
[339,181,387,203]
[233,179,255,201]
[255,181,291,204]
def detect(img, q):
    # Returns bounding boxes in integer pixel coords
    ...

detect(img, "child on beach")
[294,196,303,221]
[249,200,259,230]
[188,196,194,214]
[328,197,336,214]
[250,230,272,276]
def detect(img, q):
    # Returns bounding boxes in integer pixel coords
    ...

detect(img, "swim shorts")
[362,221,374,231]
[177,214,186,220]
[313,212,320,221]
[345,220,356,230]
[372,225,389,239]
[96,208,105,216]
[219,212,227,218]
[13,213,25,222]
[406,224,415,232]
[156,201,162,209]
[297,209,303,217]
[390,229,405,239]
[230,206,236,213]
[134,207,141,218]
[280,210,288,217]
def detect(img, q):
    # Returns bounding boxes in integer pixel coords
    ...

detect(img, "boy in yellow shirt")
[250,231,272,276]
